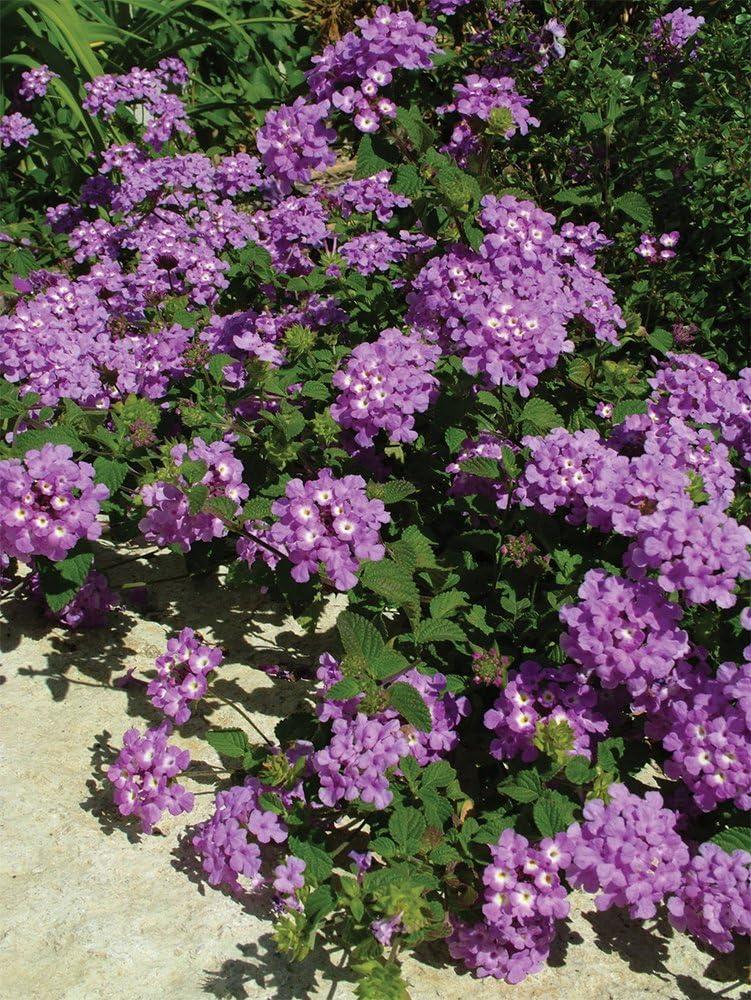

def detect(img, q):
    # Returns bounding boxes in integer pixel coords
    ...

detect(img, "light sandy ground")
[0,545,748,1000]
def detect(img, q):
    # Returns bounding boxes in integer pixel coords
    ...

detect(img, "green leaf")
[596,737,625,772]
[288,836,333,882]
[301,380,330,401]
[420,761,456,790]
[429,590,467,619]
[499,770,543,803]
[614,191,654,230]
[710,828,751,854]
[187,484,209,515]
[648,327,674,355]
[458,456,501,479]
[412,618,467,645]
[370,836,397,858]
[371,647,410,681]
[388,682,432,732]
[207,353,235,381]
[93,457,127,495]
[326,677,363,700]
[337,610,385,672]
[420,789,453,827]
[243,496,273,520]
[361,560,420,614]
[203,496,238,520]
[389,806,426,853]
[396,104,436,153]
[205,729,250,758]
[354,133,396,179]
[565,756,596,785]
[401,525,438,568]
[12,425,85,456]
[180,459,208,484]
[520,398,563,432]
[553,186,602,207]
[391,163,424,198]
[612,399,648,423]
[533,790,577,837]
[366,480,417,504]
[37,551,95,613]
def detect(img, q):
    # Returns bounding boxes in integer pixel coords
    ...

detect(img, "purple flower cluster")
[624,499,751,609]
[147,627,223,724]
[83,60,192,148]
[484,660,607,763]
[241,470,390,591]
[272,855,306,910]
[256,98,336,194]
[667,844,751,952]
[19,65,58,100]
[397,669,470,764]
[648,7,705,63]
[306,5,439,133]
[562,785,689,919]
[559,570,690,712]
[653,660,751,812]
[192,776,289,895]
[313,712,409,809]
[107,722,194,833]
[635,231,679,263]
[329,171,411,222]
[448,829,570,984]
[330,327,441,447]
[0,444,108,562]
[27,569,118,628]
[0,112,38,148]
[439,74,539,135]
[339,229,435,275]
[407,195,623,396]
[139,438,248,552]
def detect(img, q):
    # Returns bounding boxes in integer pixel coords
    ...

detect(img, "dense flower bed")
[1,2,749,996]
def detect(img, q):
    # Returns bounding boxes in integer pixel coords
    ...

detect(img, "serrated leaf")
[93,457,127,495]
[533,791,577,837]
[420,789,453,827]
[412,618,467,645]
[301,380,330,400]
[371,647,410,681]
[596,737,625,772]
[12,425,85,456]
[389,806,426,852]
[180,459,208,485]
[37,551,95,613]
[205,729,249,758]
[288,836,333,883]
[445,427,466,452]
[391,163,423,198]
[429,590,467,619]
[648,327,674,355]
[208,353,235,382]
[243,496,273,520]
[614,191,653,230]
[337,610,385,673]
[361,560,420,614]
[203,496,238,520]
[520,398,563,432]
[326,677,363,700]
[370,836,397,858]
[612,399,648,423]
[430,844,461,864]
[187,484,209,515]
[499,770,543,803]
[565,756,596,785]
[353,134,396,179]
[553,186,601,206]
[710,828,751,854]
[458,456,501,479]
[401,525,438,569]
[366,479,417,504]
[388,682,431,732]
[396,104,436,153]
[420,761,456,790]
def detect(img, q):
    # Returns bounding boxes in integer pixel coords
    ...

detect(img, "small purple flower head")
[147,627,223,724]
[19,65,58,101]
[0,112,38,148]
[256,98,337,194]
[667,843,751,952]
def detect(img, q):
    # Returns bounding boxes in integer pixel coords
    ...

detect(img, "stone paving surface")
[0,548,748,999]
